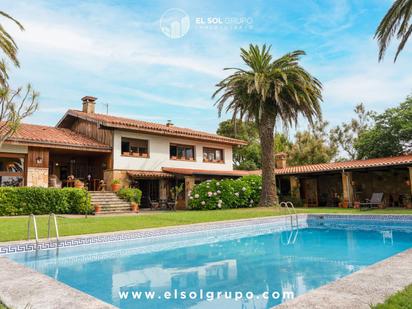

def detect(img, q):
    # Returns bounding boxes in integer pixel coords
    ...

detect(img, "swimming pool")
[6,215,412,308]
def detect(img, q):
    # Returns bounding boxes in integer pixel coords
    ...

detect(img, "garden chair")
[360,192,384,210]
[149,197,160,210]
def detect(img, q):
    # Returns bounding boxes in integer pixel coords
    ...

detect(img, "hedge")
[117,188,142,204]
[0,187,92,216]
[188,175,262,210]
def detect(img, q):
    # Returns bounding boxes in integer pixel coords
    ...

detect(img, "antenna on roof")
[101,102,109,114]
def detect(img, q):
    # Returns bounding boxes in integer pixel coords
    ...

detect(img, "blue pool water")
[8,217,412,308]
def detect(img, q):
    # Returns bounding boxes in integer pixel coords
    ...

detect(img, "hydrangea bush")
[188,175,262,210]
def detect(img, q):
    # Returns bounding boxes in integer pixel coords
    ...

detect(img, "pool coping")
[277,247,412,309]
[0,256,116,309]
[1,214,412,309]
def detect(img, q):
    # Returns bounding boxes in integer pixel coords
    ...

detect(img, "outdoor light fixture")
[36,157,43,164]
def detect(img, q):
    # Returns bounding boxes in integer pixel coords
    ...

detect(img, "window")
[203,148,224,163]
[0,154,25,187]
[170,144,195,161]
[121,138,149,158]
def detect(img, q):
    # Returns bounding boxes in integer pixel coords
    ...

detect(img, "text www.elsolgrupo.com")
[118,289,294,301]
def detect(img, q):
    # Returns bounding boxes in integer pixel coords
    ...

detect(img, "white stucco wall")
[113,130,234,171]
[0,144,28,154]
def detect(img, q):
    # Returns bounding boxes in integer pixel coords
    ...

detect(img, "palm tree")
[0,11,24,85]
[213,44,322,206]
[375,0,412,61]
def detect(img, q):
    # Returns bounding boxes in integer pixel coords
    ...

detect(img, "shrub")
[188,175,262,210]
[241,175,262,207]
[117,188,142,204]
[0,187,92,216]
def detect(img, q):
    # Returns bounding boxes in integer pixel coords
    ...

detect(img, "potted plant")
[354,200,361,209]
[130,202,138,212]
[170,183,184,211]
[74,179,84,189]
[111,179,122,192]
[94,203,101,213]
[342,199,349,208]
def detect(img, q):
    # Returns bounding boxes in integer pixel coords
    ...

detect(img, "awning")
[127,171,174,179]
[162,167,261,177]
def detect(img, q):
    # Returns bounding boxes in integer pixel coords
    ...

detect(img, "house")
[0,96,250,208]
[274,153,412,208]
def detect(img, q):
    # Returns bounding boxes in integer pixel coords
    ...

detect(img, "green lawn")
[373,284,412,309]
[0,207,411,242]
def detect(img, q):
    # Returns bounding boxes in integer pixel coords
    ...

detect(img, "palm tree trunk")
[258,111,277,206]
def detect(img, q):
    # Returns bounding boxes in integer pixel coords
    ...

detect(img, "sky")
[1,0,411,136]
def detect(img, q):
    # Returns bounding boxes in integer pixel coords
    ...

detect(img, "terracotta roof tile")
[275,155,412,175]
[127,170,174,178]
[65,110,247,146]
[2,123,111,151]
[162,167,260,177]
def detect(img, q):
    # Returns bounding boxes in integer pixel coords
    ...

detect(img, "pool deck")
[1,214,412,309]
[277,247,412,309]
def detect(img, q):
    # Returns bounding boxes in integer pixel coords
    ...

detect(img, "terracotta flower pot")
[74,181,84,189]
[342,200,349,208]
[111,183,121,192]
[94,204,101,213]
[354,201,360,209]
[131,202,139,213]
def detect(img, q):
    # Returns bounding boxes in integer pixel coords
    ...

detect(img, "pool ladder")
[280,201,299,227]
[28,213,60,246]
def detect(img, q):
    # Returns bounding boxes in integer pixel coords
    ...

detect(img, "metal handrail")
[286,201,299,226]
[27,214,39,244]
[48,213,60,242]
[280,201,299,226]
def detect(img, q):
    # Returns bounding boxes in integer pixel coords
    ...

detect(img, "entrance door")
[302,178,318,207]
[137,179,160,208]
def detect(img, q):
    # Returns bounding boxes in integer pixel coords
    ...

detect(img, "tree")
[330,103,374,160]
[213,44,322,206]
[0,12,39,146]
[0,11,24,86]
[355,96,412,159]
[0,85,39,146]
[288,121,337,165]
[217,120,261,170]
[375,0,412,61]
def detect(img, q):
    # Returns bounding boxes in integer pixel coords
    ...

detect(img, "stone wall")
[26,167,49,187]
[103,170,129,191]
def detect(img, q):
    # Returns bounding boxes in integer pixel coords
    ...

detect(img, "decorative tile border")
[2,213,412,255]
[0,215,306,255]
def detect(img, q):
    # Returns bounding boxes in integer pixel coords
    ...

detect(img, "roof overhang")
[162,167,260,177]
[4,140,112,153]
[127,170,174,178]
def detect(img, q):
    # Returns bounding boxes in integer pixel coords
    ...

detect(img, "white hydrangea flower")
[213,192,217,196]
[201,201,206,205]
[195,194,199,199]
[235,192,239,197]
[189,196,193,200]
[259,186,262,190]
[242,187,246,191]
[216,182,220,186]
[217,190,221,194]
[207,191,213,197]
[250,200,254,203]
[217,203,222,209]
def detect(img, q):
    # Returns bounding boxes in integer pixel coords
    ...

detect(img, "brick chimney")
[81,96,97,114]
[275,152,288,169]
[166,120,174,127]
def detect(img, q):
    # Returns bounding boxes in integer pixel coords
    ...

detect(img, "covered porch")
[276,156,412,208]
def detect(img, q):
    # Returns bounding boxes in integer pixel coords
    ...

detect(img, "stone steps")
[88,191,135,214]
